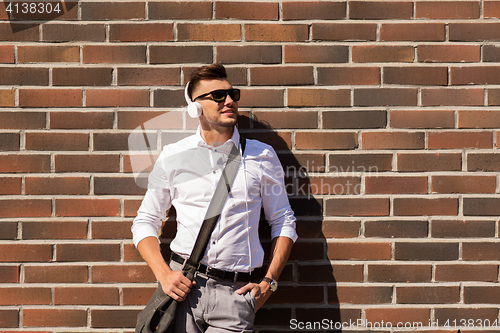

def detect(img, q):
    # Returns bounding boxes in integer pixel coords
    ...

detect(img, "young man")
[132,63,297,332]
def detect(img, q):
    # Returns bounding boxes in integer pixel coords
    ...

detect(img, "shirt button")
[212,241,216,244]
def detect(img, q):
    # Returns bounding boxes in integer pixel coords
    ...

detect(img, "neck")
[200,125,234,147]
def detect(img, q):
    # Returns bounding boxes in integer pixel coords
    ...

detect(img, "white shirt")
[132,126,297,273]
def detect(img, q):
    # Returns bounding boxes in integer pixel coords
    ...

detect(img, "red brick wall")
[1,1,499,331]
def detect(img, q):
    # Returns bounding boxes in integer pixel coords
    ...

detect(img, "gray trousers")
[169,259,256,333]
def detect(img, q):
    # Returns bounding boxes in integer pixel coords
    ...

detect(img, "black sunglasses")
[193,88,241,103]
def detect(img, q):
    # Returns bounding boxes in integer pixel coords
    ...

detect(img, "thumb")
[236,283,254,295]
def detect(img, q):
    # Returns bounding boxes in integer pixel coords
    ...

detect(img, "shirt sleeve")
[131,155,172,247]
[259,147,298,243]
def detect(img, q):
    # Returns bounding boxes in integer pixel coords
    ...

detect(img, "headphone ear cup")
[187,101,202,118]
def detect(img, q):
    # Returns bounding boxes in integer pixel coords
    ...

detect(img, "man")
[132,63,297,332]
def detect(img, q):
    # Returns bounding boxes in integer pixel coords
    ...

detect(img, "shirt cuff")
[132,224,159,248]
[271,225,298,243]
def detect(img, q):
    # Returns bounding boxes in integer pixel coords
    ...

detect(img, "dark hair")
[187,63,228,100]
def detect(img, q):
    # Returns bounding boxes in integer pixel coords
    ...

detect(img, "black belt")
[170,252,254,283]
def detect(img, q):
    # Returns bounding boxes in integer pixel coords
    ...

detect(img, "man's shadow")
[159,115,345,331]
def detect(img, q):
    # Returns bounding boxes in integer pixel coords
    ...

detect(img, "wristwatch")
[261,277,278,292]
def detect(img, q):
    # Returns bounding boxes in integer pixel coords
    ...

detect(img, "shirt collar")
[195,126,240,155]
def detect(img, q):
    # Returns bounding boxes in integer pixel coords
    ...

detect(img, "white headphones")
[184,82,203,118]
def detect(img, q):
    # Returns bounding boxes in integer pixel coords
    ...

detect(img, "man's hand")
[236,281,272,312]
[159,269,195,302]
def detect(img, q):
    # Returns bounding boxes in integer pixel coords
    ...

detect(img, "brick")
[325,198,389,217]
[250,66,313,86]
[384,67,448,85]
[0,67,48,85]
[52,68,112,86]
[55,287,119,305]
[416,1,480,19]
[459,110,500,128]
[295,132,357,150]
[432,219,496,238]
[465,286,500,304]
[0,45,14,63]
[283,1,346,20]
[149,2,212,19]
[394,198,458,216]
[215,2,278,20]
[330,153,393,173]
[56,243,120,262]
[91,309,140,328]
[397,286,459,304]
[434,308,498,323]
[92,265,155,283]
[253,111,317,129]
[368,264,432,282]
[299,264,363,283]
[0,287,51,305]
[318,67,380,85]
[284,45,348,64]
[217,45,281,64]
[266,285,324,305]
[365,220,428,238]
[323,110,386,129]
[428,131,492,149]
[150,46,213,64]
[0,154,51,173]
[50,111,113,130]
[397,153,461,172]
[361,132,424,150]
[450,23,500,41]
[0,221,18,239]
[435,264,498,282]
[332,286,392,304]
[431,175,496,194]
[94,132,157,151]
[354,88,417,106]
[55,198,120,217]
[91,220,133,240]
[23,309,87,327]
[0,244,52,262]
[452,66,500,85]
[365,177,427,194]
[124,199,142,217]
[418,44,480,62]
[0,111,46,129]
[352,45,414,63]
[83,45,146,64]
[485,0,500,17]
[279,153,325,174]
[313,23,376,41]
[118,68,179,86]
[298,176,360,195]
[489,88,500,105]
[43,23,105,42]
[395,242,459,260]
[0,266,19,283]
[0,133,19,151]
[86,89,149,107]
[82,2,144,20]
[423,88,484,106]
[123,287,156,306]
[305,220,361,238]
[109,23,173,42]
[178,23,241,42]
[390,110,454,129]
[94,177,145,196]
[153,89,186,108]
[287,88,350,107]
[463,242,500,260]
[381,23,445,41]
[350,1,412,19]
[55,154,119,172]
[464,198,500,216]
[0,89,15,107]
[24,265,88,283]
[25,132,88,151]
[19,89,82,107]
[25,176,89,195]
[0,22,39,41]
[0,309,19,328]
[288,198,323,217]
[0,199,52,218]
[118,111,182,130]
[327,242,391,260]
[23,221,87,240]
[245,24,309,42]
[468,153,500,171]
[18,45,79,63]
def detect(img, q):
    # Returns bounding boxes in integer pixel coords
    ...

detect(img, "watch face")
[270,280,278,292]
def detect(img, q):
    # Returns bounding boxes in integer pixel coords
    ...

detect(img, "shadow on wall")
[159,115,342,332]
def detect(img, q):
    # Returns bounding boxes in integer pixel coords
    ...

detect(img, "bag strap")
[183,135,246,274]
